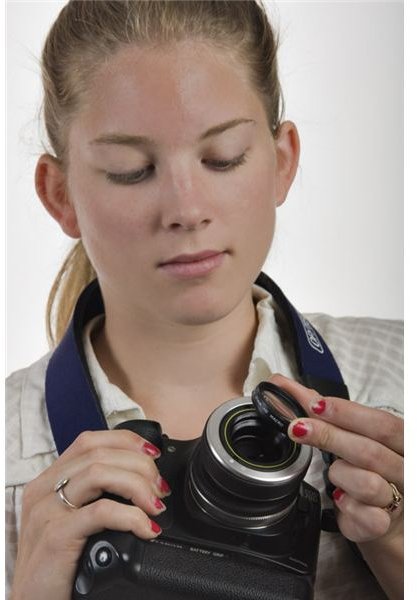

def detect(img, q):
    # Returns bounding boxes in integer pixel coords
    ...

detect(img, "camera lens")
[186,398,312,529]
[221,407,297,468]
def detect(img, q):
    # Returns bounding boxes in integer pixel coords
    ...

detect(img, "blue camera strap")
[256,273,349,400]
[45,272,349,456]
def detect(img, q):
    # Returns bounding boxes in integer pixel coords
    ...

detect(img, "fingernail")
[153,497,166,511]
[143,442,161,458]
[332,488,345,502]
[311,399,326,415]
[150,519,162,534]
[292,422,310,437]
[158,477,171,495]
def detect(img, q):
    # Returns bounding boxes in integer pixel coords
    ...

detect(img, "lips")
[158,250,227,279]
[159,250,223,266]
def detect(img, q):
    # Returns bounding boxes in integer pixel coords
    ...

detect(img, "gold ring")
[54,478,79,510]
[384,482,403,514]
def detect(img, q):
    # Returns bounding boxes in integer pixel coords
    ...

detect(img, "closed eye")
[106,165,154,185]
[105,153,248,185]
[202,153,247,171]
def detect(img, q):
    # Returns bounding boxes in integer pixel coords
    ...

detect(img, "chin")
[174,309,229,327]
[167,282,248,327]
[171,301,231,327]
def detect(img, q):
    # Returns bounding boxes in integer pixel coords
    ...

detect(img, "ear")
[273,121,300,207]
[35,154,81,239]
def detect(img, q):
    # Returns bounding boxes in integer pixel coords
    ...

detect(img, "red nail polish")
[312,399,326,415]
[154,497,166,511]
[150,520,162,534]
[292,422,309,437]
[143,442,161,457]
[158,477,171,495]
[332,488,345,502]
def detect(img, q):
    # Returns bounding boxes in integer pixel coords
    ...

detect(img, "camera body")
[74,398,322,600]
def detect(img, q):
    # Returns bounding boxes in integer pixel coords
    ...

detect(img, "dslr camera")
[74,383,322,600]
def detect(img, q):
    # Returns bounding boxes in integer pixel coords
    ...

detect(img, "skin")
[11,40,403,600]
[35,41,299,438]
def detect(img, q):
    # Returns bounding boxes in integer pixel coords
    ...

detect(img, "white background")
[6,1,404,376]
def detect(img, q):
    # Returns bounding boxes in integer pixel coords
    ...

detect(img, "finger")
[269,374,403,455]
[53,464,167,516]
[288,418,404,489]
[331,491,392,543]
[60,447,162,488]
[76,498,163,539]
[328,459,398,507]
[40,498,162,558]
[33,443,164,500]
[61,429,161,461]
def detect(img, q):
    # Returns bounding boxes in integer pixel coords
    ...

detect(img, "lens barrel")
[186,397,312,529]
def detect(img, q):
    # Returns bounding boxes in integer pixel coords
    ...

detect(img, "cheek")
[232,157,277,239]
[229,156,277,280]
[67,173,152,269]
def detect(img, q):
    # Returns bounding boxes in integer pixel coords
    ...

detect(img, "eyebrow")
[89,118,255,148]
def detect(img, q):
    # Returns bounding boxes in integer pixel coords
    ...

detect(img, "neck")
[92,290,258,428]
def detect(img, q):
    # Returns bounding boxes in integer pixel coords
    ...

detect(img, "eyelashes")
[106,165,155,185]
[202,153,247,171]
[105,153,248,186]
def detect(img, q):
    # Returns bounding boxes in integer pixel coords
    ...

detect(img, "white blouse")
[6,285,403,599]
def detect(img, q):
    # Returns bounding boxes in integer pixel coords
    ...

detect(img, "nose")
[159,162,212,232]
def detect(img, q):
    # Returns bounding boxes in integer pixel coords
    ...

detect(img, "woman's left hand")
[269,374,404,544]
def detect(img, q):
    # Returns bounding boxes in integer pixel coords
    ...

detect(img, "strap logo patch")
[301,316,324,354]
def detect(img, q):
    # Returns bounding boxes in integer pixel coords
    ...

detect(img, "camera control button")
[95,546,112,568]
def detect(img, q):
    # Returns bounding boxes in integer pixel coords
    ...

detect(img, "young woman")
[6,2,403,599]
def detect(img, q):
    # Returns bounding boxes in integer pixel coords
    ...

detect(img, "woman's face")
[66,41,283,326]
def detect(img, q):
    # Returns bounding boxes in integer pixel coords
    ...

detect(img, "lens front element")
[221,406,299,470]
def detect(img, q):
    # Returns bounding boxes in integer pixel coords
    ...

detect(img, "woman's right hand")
[10,429,170,600]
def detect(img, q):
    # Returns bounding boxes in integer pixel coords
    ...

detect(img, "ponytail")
[46,240,96,347]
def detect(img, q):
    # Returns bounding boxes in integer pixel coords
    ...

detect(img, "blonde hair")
[41,0,284,346]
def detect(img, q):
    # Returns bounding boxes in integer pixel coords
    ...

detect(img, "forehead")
[72,41,268,147]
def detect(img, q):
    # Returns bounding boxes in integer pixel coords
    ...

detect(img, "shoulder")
[6,352,50,405]
[6,353,57,487]
[304,314,403,415]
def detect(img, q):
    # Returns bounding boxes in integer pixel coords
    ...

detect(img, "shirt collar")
[243,284,296,393]
[83,315,147,421]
